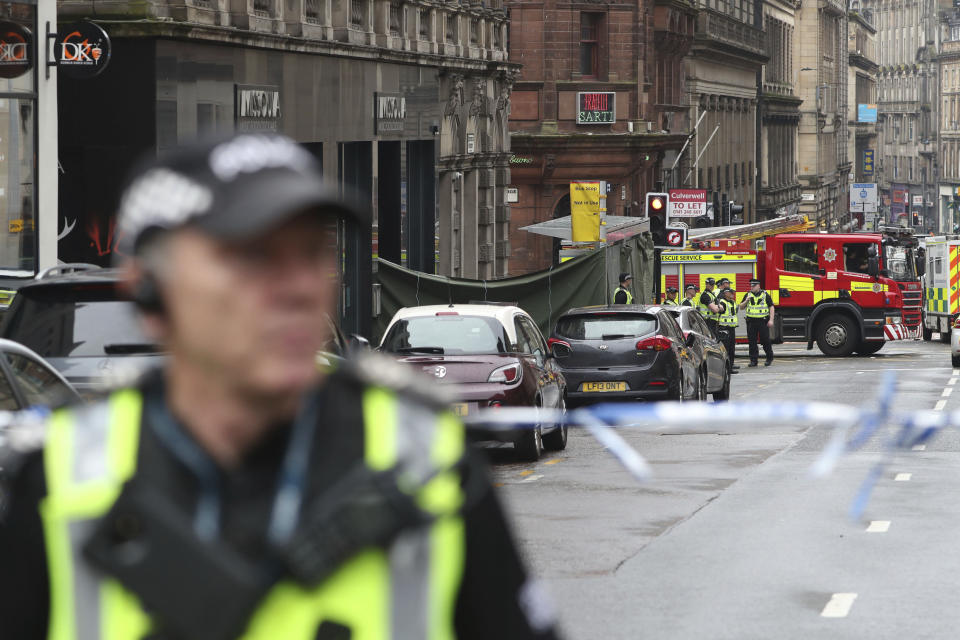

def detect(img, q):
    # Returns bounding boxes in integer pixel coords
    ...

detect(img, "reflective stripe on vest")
[42,387,466,640]
[745,292,771,319]
[613,287,633,304]
[698,290,719,320]
[663,298,678,306]
[718,301,739,328]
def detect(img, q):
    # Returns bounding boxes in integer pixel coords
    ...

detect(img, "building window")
[470,18,479,44]
[952,24,960,41]
[305,0,321,23]
[446,13,457,43]
[494,22,501,48]
[389,1,403,34]
[580,13,601,77]
[350,0,364,26]
[254,0,271,15]
[419,8,430,38]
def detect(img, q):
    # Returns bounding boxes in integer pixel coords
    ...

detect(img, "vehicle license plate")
[451,403,469,416]
[581,381,627,392]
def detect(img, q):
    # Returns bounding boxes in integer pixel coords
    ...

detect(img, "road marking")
[950,378,958,386]
[866,520,891,533]
[936,400,948,411]
[519,470,535,477]
[519,474,543,483]
[913,444,927,451]
[955,369,960,376]
[944,388,954,398]
[856,371,865,375]
[544,459,562,465]
[821,593,858,618]
[895,473,912,482]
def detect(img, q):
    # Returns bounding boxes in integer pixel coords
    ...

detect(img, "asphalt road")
[487,336,960,639]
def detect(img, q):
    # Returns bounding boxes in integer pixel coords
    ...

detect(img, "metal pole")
[671,111,708,173]
[684,125,721,184]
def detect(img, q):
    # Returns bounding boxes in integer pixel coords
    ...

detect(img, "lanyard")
[145,386,320,546]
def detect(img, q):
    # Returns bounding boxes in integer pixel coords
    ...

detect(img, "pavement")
[486,336,960,639]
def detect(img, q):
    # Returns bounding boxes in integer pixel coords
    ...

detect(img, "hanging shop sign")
[54,22,111,79]
[375,92,406,134]
[577,92,615,125]
[235,85,281,132]
[0,22,31,79]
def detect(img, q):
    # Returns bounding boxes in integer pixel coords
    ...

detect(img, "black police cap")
[117,134,366,256]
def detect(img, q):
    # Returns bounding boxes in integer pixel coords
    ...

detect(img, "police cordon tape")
[462,372,957,520]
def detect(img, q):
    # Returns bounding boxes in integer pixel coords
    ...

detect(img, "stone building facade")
[796,0,850,229]
[57,0,514,336]
[847,8,879,228]
[938,2,960,232]
[874,0,939,230]
[757,0,802,220]
[505,0,693,274]
[683,0,767,224]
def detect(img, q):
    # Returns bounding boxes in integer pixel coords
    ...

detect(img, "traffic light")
[728,200,745,225]
[912,210,920,227]
[645,192,669,245]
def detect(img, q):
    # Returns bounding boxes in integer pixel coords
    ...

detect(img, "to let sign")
[667,189,706,217]
[577,92,615,124]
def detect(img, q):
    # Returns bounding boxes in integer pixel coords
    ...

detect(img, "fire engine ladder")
[687,214,814,243]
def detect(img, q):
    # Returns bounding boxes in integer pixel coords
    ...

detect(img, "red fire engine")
[662,231,908,356]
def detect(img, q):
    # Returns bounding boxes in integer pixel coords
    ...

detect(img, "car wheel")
[543,396,568,451]
[516,401,544,462]
[815,313,858,357]
[713,368,731,401]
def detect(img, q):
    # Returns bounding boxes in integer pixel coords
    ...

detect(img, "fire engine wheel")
[854,341,884,356]
[815,314,858,357]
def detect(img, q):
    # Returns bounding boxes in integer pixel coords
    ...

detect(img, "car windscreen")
[884,244,917,281]
[1,284,156,358]
[554,313,658,340]
[381,314,512,355]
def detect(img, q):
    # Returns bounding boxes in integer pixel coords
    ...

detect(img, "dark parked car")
[663,306,731,401]
[0,267,163,395]
[0,338,79,410]
[548,304,700,405]
[379,304,567,461]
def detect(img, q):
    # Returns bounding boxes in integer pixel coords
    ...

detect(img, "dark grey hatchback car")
[548,304,700,406]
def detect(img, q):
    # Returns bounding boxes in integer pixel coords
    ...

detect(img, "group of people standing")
[615,272,774,368]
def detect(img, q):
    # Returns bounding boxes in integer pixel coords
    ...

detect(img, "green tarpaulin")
[373,233,654,342]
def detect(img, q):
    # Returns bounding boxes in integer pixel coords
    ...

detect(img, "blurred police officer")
[716,287,740,373]
[697,277,722,335]
[681,284,698,307]
[662,286,679,306]
[614,272,634,304]
[0,134,559,640]
[740,278,775,367]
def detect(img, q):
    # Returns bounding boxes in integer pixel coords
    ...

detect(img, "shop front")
[57,38,444,336]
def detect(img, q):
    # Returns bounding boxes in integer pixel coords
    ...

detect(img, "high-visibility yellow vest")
[745,291,771,319]
[614,287,633,304]
[41,387,466,640]
[663,297,679,306]
[697,289,719,320]
[718,300,739,328]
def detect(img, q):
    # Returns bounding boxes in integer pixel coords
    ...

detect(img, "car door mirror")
[867,256,880,278]
[685,332,697,348]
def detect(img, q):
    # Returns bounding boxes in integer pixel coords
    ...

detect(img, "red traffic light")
[645,192,669,219]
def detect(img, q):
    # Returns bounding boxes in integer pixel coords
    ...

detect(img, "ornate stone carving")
[445,74,464,117]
